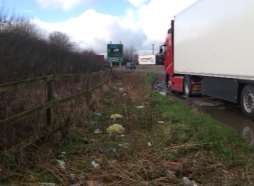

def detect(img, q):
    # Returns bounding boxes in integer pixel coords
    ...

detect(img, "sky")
[1,0,197,54]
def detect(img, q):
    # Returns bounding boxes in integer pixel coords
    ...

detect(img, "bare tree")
[49,31,73,51]
[0,11,107,83]
[123,46,137,65]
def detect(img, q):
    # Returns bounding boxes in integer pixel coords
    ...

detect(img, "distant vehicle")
[126,62,136,70]
[162,0,254,116]
[138,55,156,65]
[156,46,165,65]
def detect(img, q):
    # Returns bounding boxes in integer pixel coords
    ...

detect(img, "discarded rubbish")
[91,160,100,169]
[182,177,198,186]
[59,151,66,159]
[166,170,177,179]
[122,93,128,96]
[56,159,66,170]
[136,105,145,109]
[110,113,123,120]
[94,129,102,134]
[147,142,152,147]
[242,126,254,145]
[94,112,102,117]
[118,143,129,148]
[112,148,117,153]
[159,91,167,96]
[106,124,125,135]
[119,88,125,92]
[39,183,56,186]
[157,121,165,124]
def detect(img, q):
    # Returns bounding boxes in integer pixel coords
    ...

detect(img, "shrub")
[0,13,109,83]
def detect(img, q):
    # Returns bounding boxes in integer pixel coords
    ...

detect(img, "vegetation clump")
[0,12,108,83]
[4,73,253,185]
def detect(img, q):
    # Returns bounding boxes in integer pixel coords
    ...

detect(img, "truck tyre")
[184,76,191,97]
[241,85,254,117]
[165,74,169,87]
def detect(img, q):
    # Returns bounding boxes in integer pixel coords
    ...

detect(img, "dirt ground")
[3,71,254,186]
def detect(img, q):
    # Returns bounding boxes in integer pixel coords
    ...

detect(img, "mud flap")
[202,77,239,103]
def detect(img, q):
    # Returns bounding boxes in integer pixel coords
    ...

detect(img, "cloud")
[36,0,83,10]
[138,0,197,43]
[33,9,147,53]
[128,0,149,7]
[34,0,197,53]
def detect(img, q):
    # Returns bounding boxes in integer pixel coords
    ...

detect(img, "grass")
[4,72,254,185]
[145,72,157,86]
[151,92,254,162]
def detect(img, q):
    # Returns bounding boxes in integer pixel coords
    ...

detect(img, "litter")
[119,88,125,92]
[147,142,152,147]
[107,124,125,135]
[94,129,102,134]
[242,126,254,145]
[56,159,66,170]
[182,177,198,186]
[157,121,165,124]
[94,112,102,117]
[59,151,66,159]
[39,183,56,186]
[159,91,167,96]
[91,160,100,169]
[118,143,129,148]
[136,105,145,109]
[110,114,123,120]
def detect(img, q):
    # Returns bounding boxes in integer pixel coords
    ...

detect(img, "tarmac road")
[114,64,165,75]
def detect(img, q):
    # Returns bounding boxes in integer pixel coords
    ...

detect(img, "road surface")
[114,65,164,75]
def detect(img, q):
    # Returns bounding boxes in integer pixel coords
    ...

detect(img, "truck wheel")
[165,74,169,87]
[184,76,191,97]
[241,85,254,117]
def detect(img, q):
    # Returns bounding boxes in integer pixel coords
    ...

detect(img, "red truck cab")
[162,21,201,96]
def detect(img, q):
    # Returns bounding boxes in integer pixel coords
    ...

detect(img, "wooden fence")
[0,69,112,153]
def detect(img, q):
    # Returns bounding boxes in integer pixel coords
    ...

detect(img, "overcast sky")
[2,0,197,54]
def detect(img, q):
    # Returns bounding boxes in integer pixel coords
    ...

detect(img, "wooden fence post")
[46,76,54,126]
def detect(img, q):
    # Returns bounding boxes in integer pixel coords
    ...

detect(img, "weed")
[4,73,254,185]
[145,72,157,86]
[29,168,58,183]
[151,92,254,162]
[60,130,89,155]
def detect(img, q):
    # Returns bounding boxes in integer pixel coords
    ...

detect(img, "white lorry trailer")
[163,0,254,116]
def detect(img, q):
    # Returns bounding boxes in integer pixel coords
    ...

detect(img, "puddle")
[154,77,254,145]
[192,99,223,107]
[195,99,254,145]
